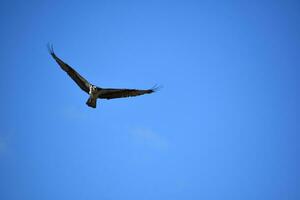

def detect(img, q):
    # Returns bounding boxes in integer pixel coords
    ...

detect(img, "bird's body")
[48,45,159,108]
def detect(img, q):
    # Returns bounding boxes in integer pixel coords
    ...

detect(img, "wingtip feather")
[150,84,163,93]
[47,43,55,57]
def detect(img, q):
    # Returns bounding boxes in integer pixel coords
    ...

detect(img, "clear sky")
[0,0,299,199]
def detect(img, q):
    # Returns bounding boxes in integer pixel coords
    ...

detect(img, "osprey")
[48,45,159,108]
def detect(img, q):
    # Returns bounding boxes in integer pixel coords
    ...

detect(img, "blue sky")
[0,0,299,199]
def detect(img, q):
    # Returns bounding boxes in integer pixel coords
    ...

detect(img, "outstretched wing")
[48,44,91,94]
[99,85,160,100]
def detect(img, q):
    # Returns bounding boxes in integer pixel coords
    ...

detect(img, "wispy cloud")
[130,128,169,149]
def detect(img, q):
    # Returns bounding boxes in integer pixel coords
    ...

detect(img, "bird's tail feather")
[86,97,97,108]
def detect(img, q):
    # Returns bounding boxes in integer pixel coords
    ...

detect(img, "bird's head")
[89,85,97,95]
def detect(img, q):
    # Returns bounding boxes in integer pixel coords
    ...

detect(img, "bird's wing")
[48,44,91,94]
[99,85,160,100]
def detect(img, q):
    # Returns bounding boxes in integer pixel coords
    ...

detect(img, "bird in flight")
[48,45,160,108]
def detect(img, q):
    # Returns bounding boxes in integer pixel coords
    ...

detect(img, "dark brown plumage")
[48,45,160,108]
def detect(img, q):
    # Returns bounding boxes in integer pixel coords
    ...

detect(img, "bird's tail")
[86,97,97,108]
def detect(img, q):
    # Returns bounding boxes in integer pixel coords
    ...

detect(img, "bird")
[48,45,160,108]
